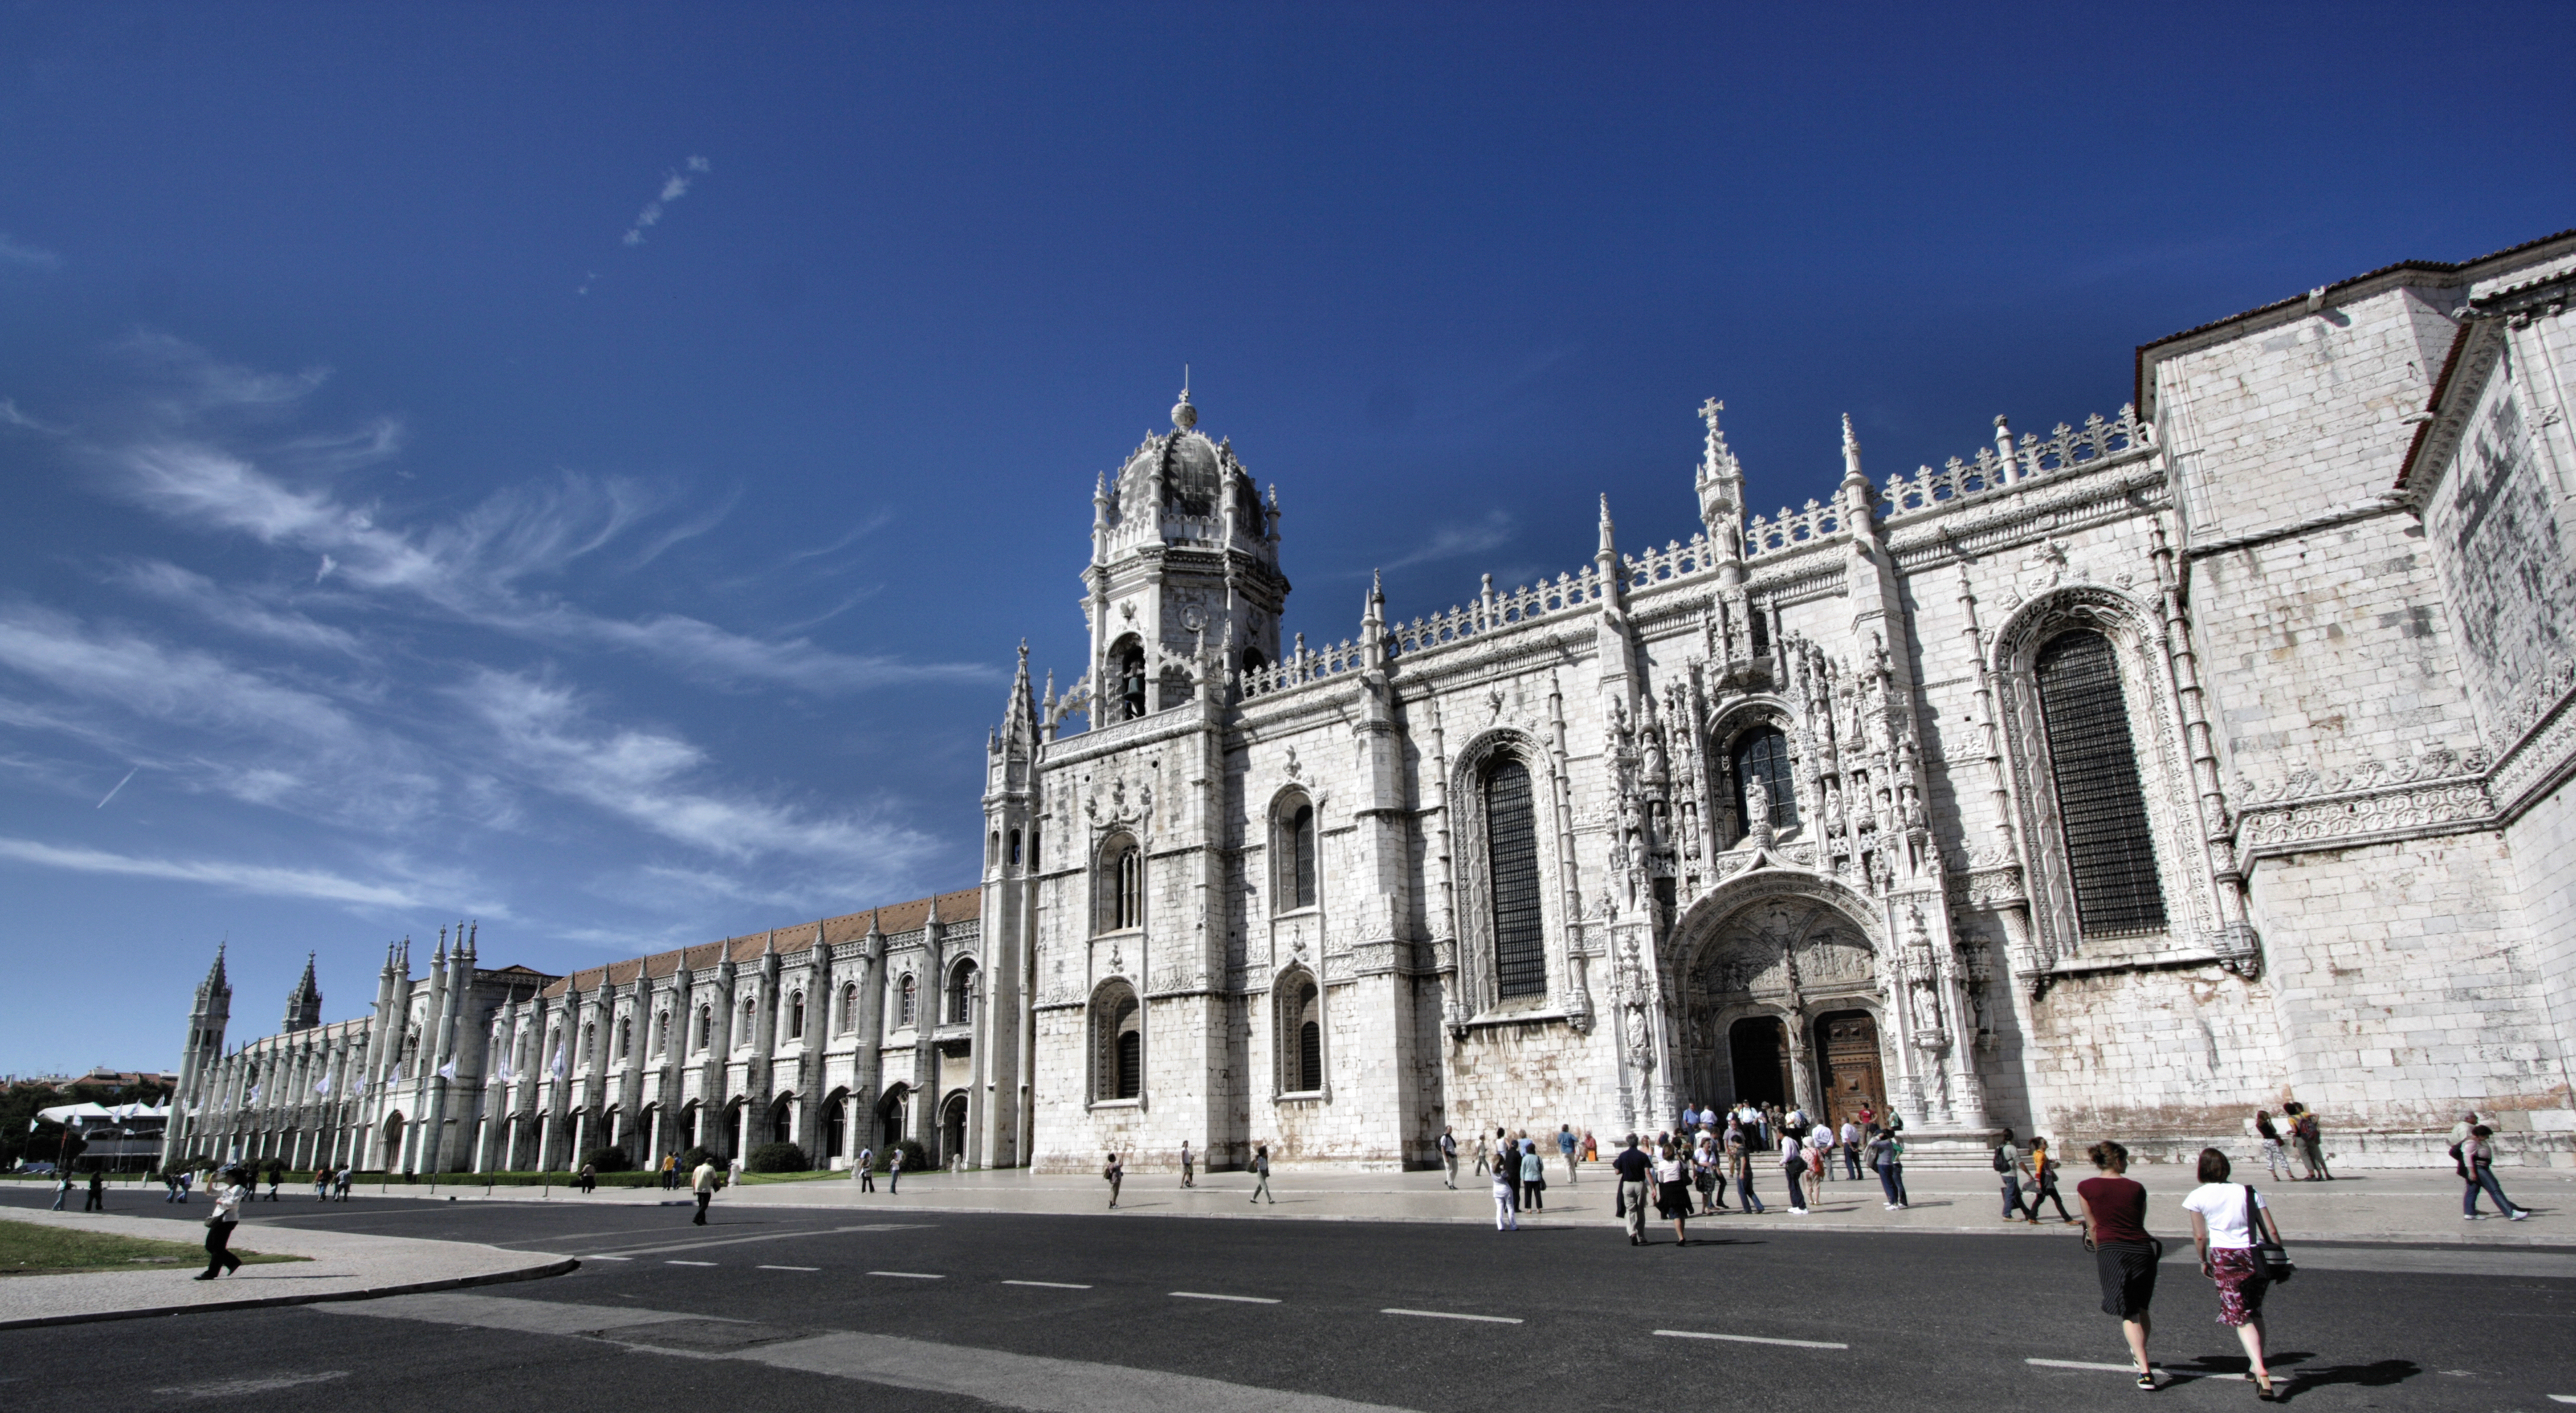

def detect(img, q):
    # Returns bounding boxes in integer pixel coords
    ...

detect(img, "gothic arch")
[1448,725,1560,1017]
[1266,785,1319,914]
[1704,695,1804,848]
[1988,583,2205,967]
[1666,866,1886,1116]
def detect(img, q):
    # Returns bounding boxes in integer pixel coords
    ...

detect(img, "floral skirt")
[2206,1245,2269,1326]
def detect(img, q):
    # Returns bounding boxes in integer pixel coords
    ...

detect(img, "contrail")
[95,766,138,809]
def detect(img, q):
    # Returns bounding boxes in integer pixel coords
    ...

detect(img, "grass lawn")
[0,1221,307,1277]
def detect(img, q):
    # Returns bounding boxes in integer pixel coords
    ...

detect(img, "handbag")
[2243,1184,2295,1284]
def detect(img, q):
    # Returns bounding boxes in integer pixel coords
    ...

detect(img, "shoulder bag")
[2244,1184,2294,1284]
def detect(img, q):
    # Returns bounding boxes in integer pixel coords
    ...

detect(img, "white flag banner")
[314,1075,331,1096]
[549,1045,566,1079]
[436,1059,456,1081]
[244,1085,259,1103]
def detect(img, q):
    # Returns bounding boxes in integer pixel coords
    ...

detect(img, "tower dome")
[1107,393,1261,532]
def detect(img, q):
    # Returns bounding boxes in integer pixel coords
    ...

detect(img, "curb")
[0,1255,581,1332]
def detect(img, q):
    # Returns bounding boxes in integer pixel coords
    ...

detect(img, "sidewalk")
[0,1207,574,1330]
[429,1160,2576,1247]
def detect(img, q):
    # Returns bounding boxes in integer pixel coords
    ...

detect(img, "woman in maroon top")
[2077,1139,2161,1390]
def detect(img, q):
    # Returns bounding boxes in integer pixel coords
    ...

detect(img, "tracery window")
[1729,725,1799,834]
[694,1006,711,1052]
[1097,835,1144,932]
[897,974,918,1028]
[616,1017,631,1059]
[788,990,806,1040]
[1275,797,1318,912]
[1279,973,1322,1094]
[1007,828,1022,868]
[740,998,756,1040]
[2033,629,2165,936]
[653,1010,669,1055]
[1112,637,1148,721]
[840,982,859,1033]
[1093,982,1142,1102]
[1482,757,1547,1000]
[947,960,978,1025]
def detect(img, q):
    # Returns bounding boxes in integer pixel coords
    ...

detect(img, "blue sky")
[3,3,2571,1074]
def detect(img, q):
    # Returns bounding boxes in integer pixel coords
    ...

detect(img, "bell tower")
[1083,385,1289,721]
[282,952,323,1032]
[164,945,233,1169]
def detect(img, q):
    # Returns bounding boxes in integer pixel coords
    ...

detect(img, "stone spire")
[1696,397,1746,557]
[199,942,231,1004]
[282,952,322,1033]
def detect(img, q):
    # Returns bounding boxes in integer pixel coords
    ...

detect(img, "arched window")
[616,1017,631,1059]
[948,961,979,1025]
[1483,757,1547,999]
[740,998,756,1039]
[653,1010,669,1055]
[840,982,859,1033]
[1029,825,1042,870]
[1007,827,1022,868]
[2033,630,2165,935]
[788,990,806,1040]
[1093,982,1142,1101]
[1113,637,1148,721]
[694,1006,711,1051]
[1276,798,1318,911]
[1243,647,1267,676]
[1729,725,1799,834]
[897,974,918,1028]
[1098,835,1144,931]
[581,1021,595,1063]
[987,830,1000,867]
[1280,974,1322,1094]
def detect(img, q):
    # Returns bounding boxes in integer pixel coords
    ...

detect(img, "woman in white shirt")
[1779,1133,1810,1213]
[196,1165,249,1280]
[2181,1147,2282,1400]
[1651,1141,1692,1245]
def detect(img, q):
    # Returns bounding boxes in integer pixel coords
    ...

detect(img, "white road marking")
[760,1265,820,1271]
[1655,1329,1848,1350]
[328,1292,1411,1412]
[1002,1279,1093,1289]
[1171,1290,1280,1304]
[666,1260,717,1267]
[2545,1396,2576,1404]
[1382,1308,1521,1324]
[2025,1359,2244,1382]
[869,1270,944,1279]
[585,1254,634,1261]
[154,1372,349,1397]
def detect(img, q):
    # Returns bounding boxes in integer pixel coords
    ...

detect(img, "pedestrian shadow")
[2264,1355,2418,1401]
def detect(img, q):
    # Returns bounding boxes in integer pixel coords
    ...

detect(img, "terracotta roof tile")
[536,886,977,998]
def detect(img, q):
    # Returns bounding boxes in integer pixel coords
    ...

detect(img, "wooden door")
[1815,1011,1884,1130]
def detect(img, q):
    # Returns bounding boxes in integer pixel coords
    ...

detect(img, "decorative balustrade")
[1239,633,1368,700]
[1622,532,1720,588]
[1878,405,2153,519]
[1385,562,1613,658]
[1745,498,1845,558]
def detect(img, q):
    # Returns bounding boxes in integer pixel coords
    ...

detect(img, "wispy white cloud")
[0,233,60,270]
[0,835,430,910]
[1378,508,1514,572]
[1,398,70,435]
[119,331,327,415]
[112,560,366,656]
[459,669,938,889]
[622,155,712,247]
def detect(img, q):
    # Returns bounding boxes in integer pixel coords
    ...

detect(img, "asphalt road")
[5,1186,2573,1411]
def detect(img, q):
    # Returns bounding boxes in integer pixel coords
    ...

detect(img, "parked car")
[19,1162,56,1176]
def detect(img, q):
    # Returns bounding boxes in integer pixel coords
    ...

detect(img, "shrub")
[879,1138,931,1173]
[582,1147,633,1173]
[677,1145,722,1175]
[745,1141,808,1173]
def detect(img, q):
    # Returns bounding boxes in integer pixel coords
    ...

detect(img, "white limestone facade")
[168,230,2576,1175]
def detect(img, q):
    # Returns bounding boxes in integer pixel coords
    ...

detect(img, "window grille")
[1298,1019,1322,1092]
[1283,804,1318,910]
[1483,759,1548,999]
[2033,631,2166,936]
[1730,726,1799,833]
[1116,1030,1142,1098]
[898,976,917,1027]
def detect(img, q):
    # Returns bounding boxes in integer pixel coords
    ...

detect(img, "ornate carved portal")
[1669,890,1881,1118]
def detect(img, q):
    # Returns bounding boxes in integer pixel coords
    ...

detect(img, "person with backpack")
[854,1146,875,1191]
[1869,1124,1907,1209]
[2023,1136,2076,1224]
[1249,1144,1275,1204]
[1519,1141,1548,1212]
[1780,1127,1811,1214]
[1556,1124,1578,1184]
[2285,1103,2331,1180]
[1995,1128,2034,1221]
[1438,1127,1458,1188]
[2457,1124,2529,1220]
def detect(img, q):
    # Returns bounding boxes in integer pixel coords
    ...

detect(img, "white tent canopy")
[30,1102,169,1131]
